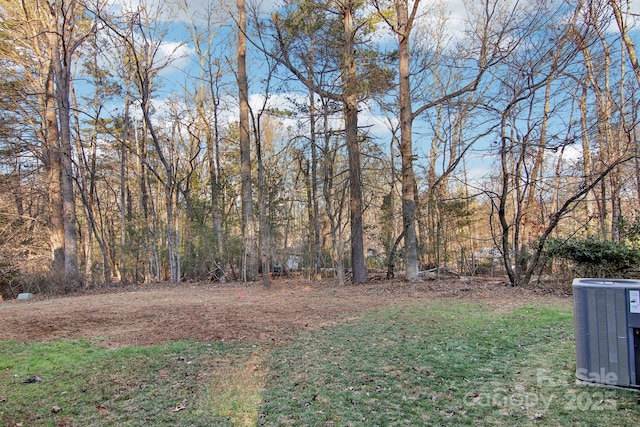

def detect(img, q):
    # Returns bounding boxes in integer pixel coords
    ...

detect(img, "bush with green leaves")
[545,237,640,278]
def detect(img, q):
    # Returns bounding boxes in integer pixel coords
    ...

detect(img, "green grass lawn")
[2,299,639,426]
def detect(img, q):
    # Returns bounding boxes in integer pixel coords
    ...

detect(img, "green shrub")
[545,237,640,278]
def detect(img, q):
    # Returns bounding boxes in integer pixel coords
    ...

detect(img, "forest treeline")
[0,0,638,295]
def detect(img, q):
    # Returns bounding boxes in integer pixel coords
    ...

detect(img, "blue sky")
[95,0,640,186]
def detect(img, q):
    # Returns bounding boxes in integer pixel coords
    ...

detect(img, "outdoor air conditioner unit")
[573,278,640,389]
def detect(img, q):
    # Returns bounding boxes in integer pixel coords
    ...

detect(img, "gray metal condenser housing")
[573,278,640,388]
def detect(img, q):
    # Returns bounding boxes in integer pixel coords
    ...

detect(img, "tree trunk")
[578,85,594,233]
[45,60,65,279]
[210,84,226,283]
[166,188,178,282]
[49,3,79,287]
[395,0,419,281]
[120,89,130,284]
[256,116,271,287]
[608,0,640,87]
[56,67,79,286]
[237,0,257,282]
[342,2,366,283]
[309,88,322,280]
[322,100,347,286]
[136,120,152,282]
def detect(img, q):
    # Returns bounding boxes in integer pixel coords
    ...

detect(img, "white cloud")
[159,41,194,74]
[213,92,396,145]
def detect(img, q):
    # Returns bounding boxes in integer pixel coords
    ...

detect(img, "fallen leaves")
[96,405,109,414]
[171,399,188,412]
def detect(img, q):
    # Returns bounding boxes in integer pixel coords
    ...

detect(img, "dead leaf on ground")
[171,399,188,412]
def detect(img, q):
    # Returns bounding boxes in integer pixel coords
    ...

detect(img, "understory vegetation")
[1,300,639,426]
[544,219,640,280]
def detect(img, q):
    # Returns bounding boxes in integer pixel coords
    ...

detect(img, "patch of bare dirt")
[0,277,571,348]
